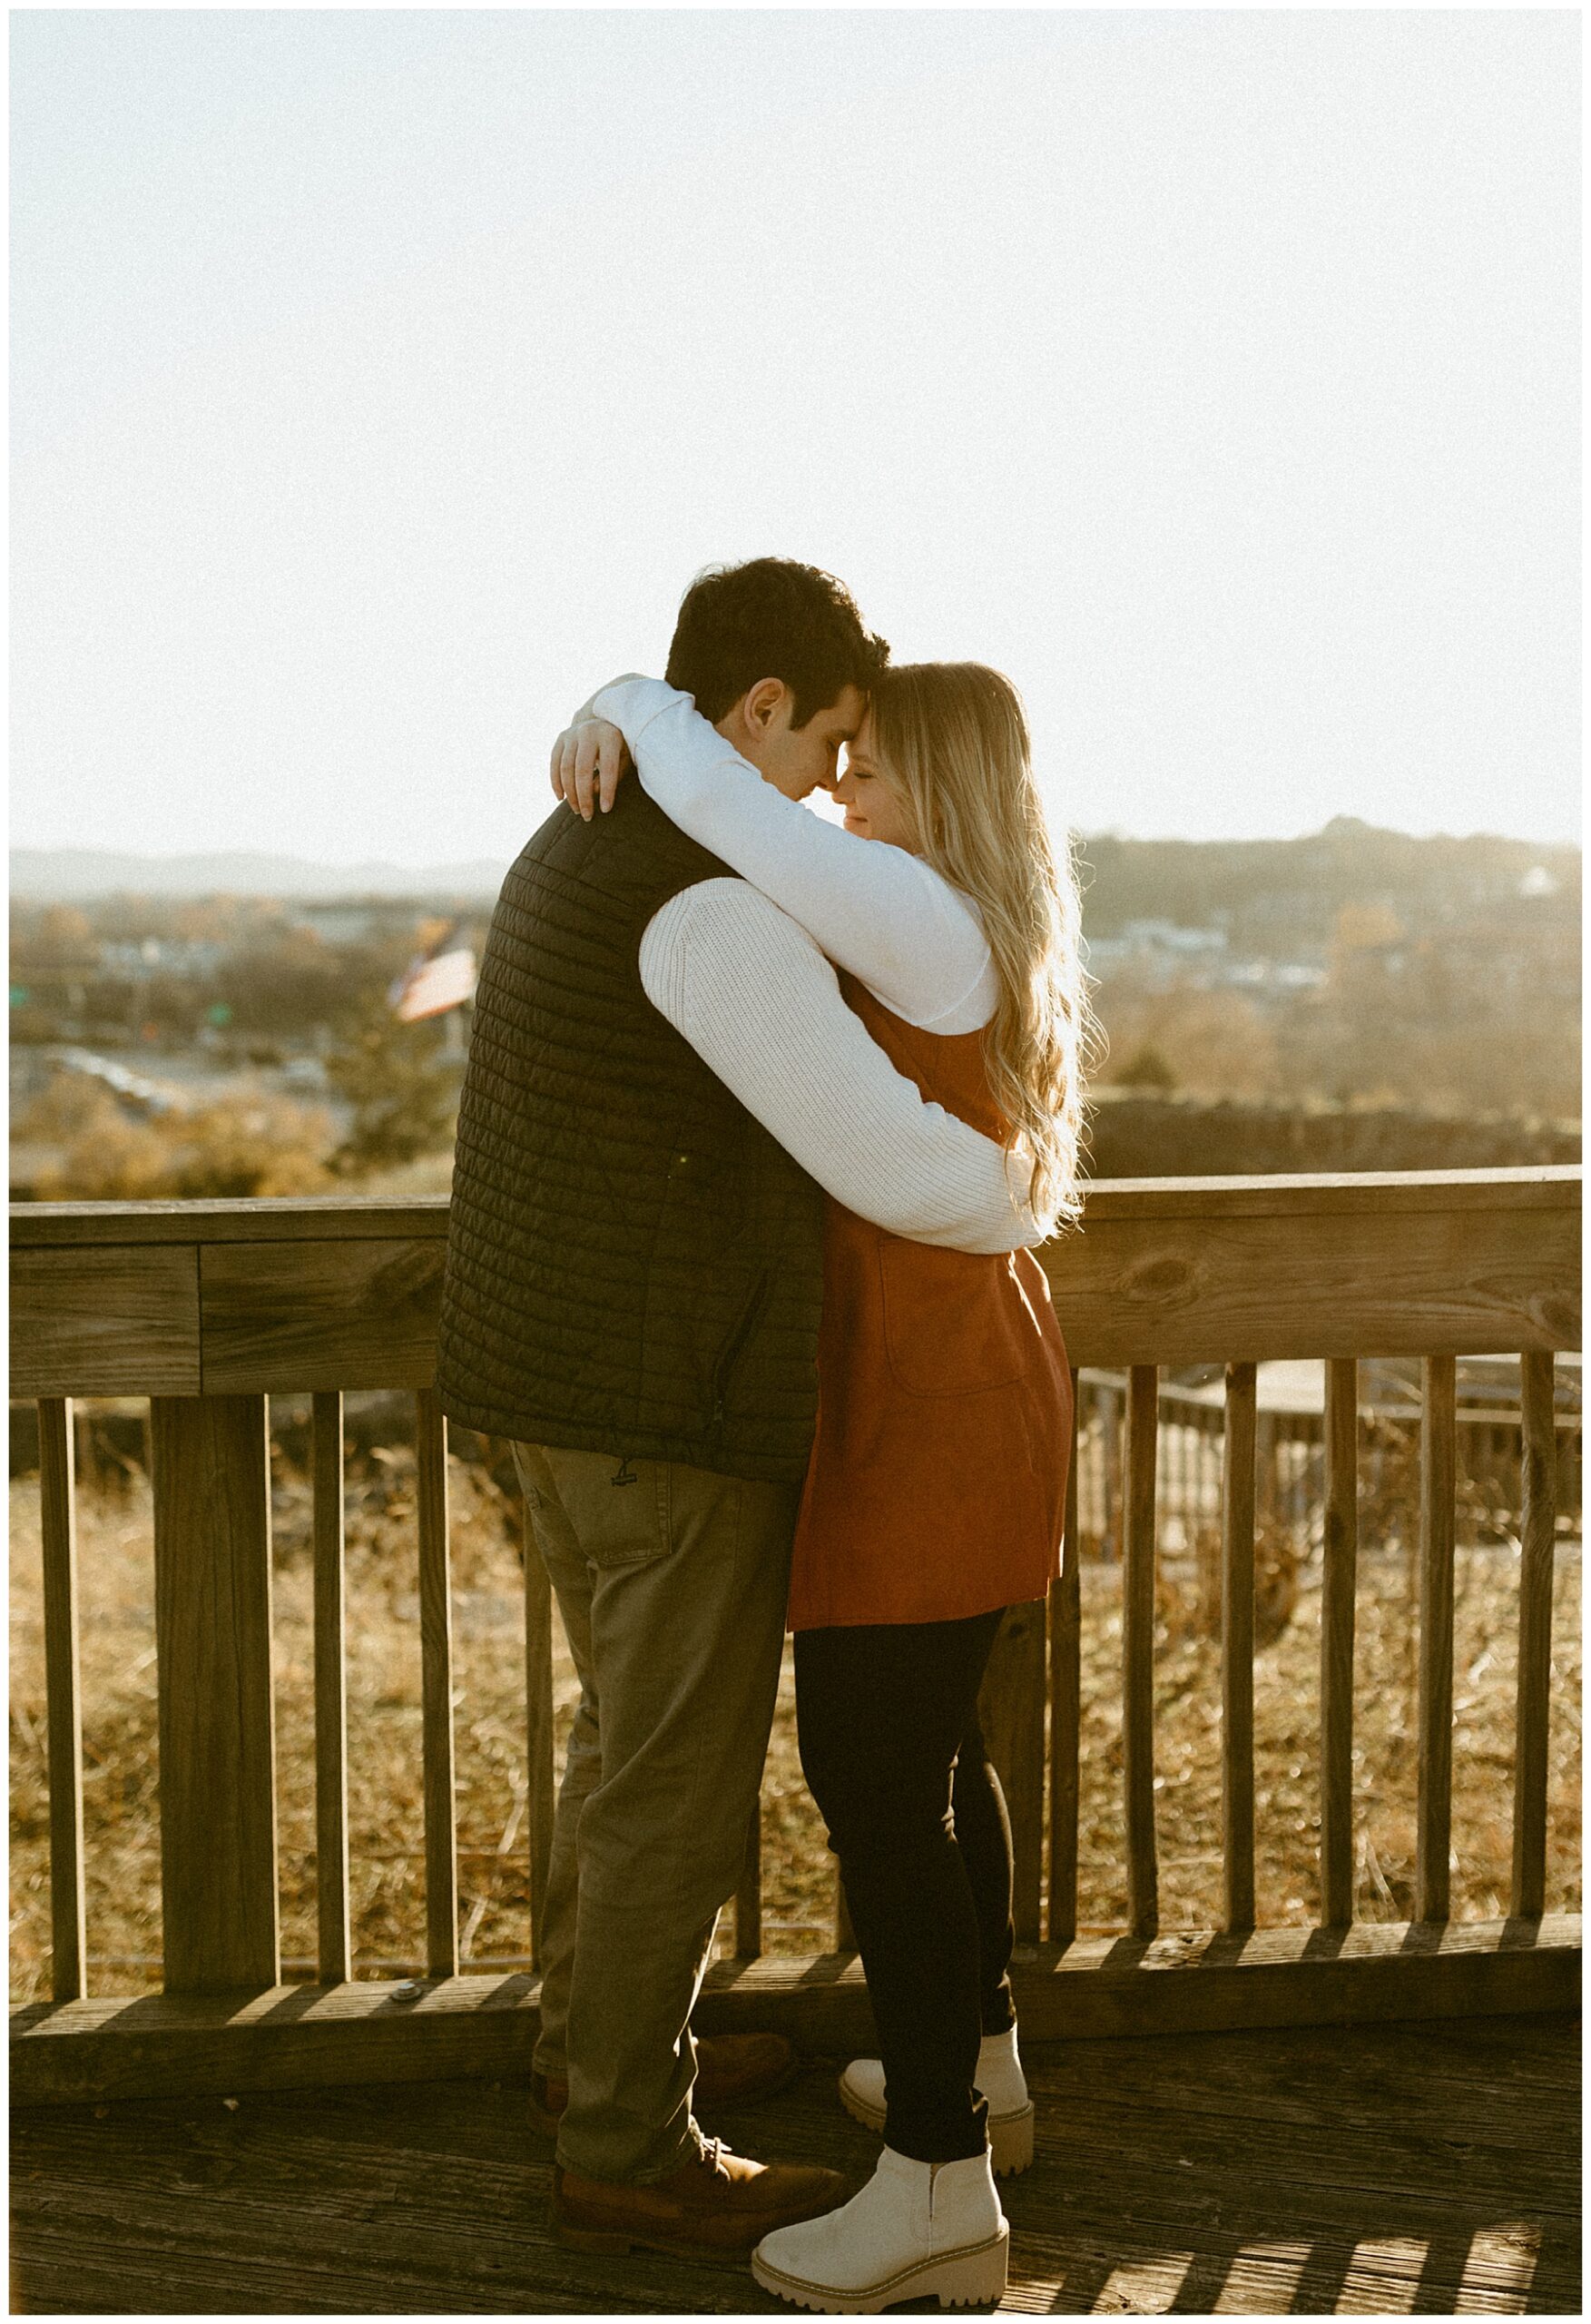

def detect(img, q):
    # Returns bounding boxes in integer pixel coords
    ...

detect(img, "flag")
[388,925,477,1022]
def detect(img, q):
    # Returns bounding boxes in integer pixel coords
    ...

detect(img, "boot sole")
[838,2081,1036,2180]
[751,2222,1009,2313]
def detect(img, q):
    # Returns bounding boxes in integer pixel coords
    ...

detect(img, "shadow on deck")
[10,2010,1579,2315]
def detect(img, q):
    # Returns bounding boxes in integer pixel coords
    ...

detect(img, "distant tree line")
[8,814,1581,1201]
[1078,817,1579,947]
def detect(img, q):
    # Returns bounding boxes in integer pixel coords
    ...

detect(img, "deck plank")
[10,2013,1579,2315]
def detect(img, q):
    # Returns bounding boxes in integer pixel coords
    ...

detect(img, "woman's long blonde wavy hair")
[867,663,1100,1236]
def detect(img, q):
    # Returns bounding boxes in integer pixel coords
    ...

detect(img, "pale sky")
[10,7,1580,865]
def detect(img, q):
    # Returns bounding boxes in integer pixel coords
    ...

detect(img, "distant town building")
[101,938,226,979]
[290,900,444,945]
[1085,918,1327,999]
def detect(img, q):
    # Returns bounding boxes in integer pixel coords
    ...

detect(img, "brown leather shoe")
[551,2136,847,2259]
[530,2030,796,2131]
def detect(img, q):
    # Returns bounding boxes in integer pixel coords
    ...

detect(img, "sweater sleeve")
[597,676,997,1034]
[638,880,1040,1256]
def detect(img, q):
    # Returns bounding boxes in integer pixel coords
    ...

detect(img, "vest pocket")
[709,1268,772,1432]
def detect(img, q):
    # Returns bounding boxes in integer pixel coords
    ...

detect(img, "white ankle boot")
[838,2027,1035,2177]
[751,2144,1007,2314]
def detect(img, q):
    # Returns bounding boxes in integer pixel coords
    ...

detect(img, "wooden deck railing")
[1072,1370,1583,1554]
[9,1169,1582,2102]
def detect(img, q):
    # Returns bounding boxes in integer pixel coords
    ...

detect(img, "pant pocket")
[548,1448,674,1569]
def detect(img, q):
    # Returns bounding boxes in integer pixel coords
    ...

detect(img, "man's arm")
[639,880,1042,1256]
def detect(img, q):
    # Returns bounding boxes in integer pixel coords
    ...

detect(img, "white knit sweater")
[595,677,998,1036]
[586,677,1036,1257]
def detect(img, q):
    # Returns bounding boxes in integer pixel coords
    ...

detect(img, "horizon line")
[10,816,1583,881]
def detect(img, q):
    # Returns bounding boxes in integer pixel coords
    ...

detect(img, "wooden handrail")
[10,1170,1582,2101]
[9,1169,1580,1403]
[8,1165,1579,1246]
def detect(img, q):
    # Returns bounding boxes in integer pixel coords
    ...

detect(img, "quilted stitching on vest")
[436,785,824,1483]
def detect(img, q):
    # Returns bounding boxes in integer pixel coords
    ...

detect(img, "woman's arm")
[640,881,1041,1252]
[594,676,996,1034]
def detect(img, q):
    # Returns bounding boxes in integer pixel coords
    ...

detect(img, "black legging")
[794,1606,1016,2165]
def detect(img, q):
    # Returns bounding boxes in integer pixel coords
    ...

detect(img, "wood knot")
[1125,1254,1198,1302]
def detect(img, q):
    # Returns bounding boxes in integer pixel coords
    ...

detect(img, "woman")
[551,663,1094,2314]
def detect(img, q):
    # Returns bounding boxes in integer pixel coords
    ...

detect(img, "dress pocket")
[877,1238,1027,1398]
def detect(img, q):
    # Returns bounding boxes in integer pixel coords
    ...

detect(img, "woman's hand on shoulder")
[549,672,651,819]
[550,715,631,820]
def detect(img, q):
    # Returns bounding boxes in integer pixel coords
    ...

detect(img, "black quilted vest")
[436,784,825,1484]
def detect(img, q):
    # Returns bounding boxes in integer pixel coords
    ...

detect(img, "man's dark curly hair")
[664,557,889,729]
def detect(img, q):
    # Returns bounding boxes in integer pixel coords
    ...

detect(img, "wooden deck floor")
[10,2010,1579,2315]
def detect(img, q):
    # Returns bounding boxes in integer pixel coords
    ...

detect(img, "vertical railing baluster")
[1164,1413,1176,1544]
[311,1391,350,1985]
[524,1519,556,1971]
[1416,1354,1458,1923]
[1099,1381,1119,1560]
[734,1799,762,1958]
[1222,1363,1257,1933]
[1047,1371,1081,1945]
[1123,1365,1159,1939]
[1320,1359,1359,1926]
[1256,1409,1276,1531]
[38,1396,86,2004]
[1570,1422,1582,1541]
[1466,1419,1480,1531]
[150,1395,280,1993]
[978,1600,1046,1944]
[834,1870,855,1952]
[1511,1352,1558,1918]
[1508,1417,1524,1529]
[416,1389,457,1979]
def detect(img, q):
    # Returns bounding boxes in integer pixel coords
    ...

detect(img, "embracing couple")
[436,557,1091,2313]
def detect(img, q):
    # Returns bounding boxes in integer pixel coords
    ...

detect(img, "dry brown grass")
[9,1426,1581,2004]
[12,1072,337,1201]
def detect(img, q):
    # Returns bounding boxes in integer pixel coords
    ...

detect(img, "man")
[436,558,1036,2260]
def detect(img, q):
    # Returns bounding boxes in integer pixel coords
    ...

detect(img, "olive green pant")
[511,1441,799,2186]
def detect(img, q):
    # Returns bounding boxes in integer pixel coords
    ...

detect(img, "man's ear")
[741,678,788,733]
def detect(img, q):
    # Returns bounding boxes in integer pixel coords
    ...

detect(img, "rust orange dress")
[787,971,1074,1632]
